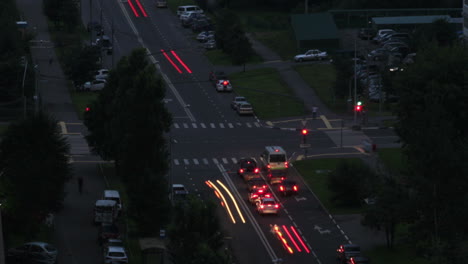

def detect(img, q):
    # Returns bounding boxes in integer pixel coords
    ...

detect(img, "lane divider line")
[320,115,332,129]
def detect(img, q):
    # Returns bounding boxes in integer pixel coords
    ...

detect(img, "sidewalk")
[15,0,102,263]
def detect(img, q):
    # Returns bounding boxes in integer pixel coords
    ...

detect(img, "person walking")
[78,176,83,194]
[312,106,318,119]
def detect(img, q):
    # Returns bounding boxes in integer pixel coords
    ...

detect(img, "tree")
[64,45,100,88]
[0,112,71,237]
[392,43,468,262]
[327,159,378,207]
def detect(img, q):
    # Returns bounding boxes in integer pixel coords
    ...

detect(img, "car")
[209,70,227,83]
[191,19,213,32]
[267,169,287,185]
[7,242,58,264]
[347,256,370,264]
[237,158,259,178]
[177,5,203,17]
[196,31,214,42]
[155,0,167,8]
[337,244,361,263]
[372,29,395,43]
[246,178,267,192]
[215,80,232,92]
[231,96,247,110]
[98,223,120,245]
[236,102,254,115]
[83,79,106,91]
[180,12,205,27]
[94,68,109,80]
[248,188,272,204]
[256,197,280,215]
[104,246,128,263]
[172,184,188,199]
[357,28,376,40]
[277,179,298,196]
[103,238,124,249]
[294,49,328,62]
[203,39,216,50]
[93,35,113,54]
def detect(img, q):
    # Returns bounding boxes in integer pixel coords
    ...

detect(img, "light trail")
[291,226,310,253]
[170,50,192,73]
[205,181,236,224]
[126,0,140,17]
[216,180,246,224]
[283,225,301,252]
[160,49,182,73]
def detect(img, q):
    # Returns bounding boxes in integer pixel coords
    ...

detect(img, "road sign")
[300,143,311,148]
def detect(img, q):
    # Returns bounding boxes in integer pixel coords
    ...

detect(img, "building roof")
[372,15,451,25]
[291,13,339,41]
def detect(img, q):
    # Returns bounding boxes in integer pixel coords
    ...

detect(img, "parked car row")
[367,29,412,62]
[177,5,216,50]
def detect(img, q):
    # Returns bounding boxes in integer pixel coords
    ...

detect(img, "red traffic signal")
[301,129,308,135]
[354,105,362,111]
[85,107,91,112]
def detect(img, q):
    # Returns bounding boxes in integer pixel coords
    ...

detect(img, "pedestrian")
[78,176,83,194]
[312,106,318,119]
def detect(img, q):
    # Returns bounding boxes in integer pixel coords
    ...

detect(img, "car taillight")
[284,162,288,168]
[254,168,259,173]
[265,194,271,198]
[281,177,285,180]
[223,81,229,86]
[267,164,271,168]
[279,186,284,191]
[260,205,264,209]
[293,186,298,191]
[337,248,344,253]
[253,194,258,198]
[275,204,279,208]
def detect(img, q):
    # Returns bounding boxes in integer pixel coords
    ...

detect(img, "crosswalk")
[172,122,262,129]
[173,157,246,166]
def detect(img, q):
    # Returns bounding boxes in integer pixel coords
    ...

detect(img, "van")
[177,5,203,17]
[260,146,288,170]
[94,200,118,224]
[103,190,122,213]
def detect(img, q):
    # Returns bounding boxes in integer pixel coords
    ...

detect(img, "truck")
[294,49,328,62]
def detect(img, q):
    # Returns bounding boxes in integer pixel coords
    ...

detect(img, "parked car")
[215,80,232,92]
[181,12,206,27]
[231,96,247,110]
[256,197,280,215]
[94,68,109,80]
[83,79,107,91]
[248,188,272,204]
[7,242,58,264]
[104,246,128,263]
[337,244,361,263]
[191,19,213,32]
[237,102,254,115]
[102,238,124,250]
[196,31,214,42]
[204,39,216,50]
[372,29,395,43]
[93,35,113,54]
[177,5,203,17]
[357,28,376,40]
[172,184,189,199]
[294,49,328,62]
[277,179,298,196]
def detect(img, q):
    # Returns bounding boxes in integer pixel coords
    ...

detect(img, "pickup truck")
[294,49,328,62]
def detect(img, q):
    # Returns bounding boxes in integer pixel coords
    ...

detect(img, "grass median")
[229,68,307,119]
[293,157,363,214]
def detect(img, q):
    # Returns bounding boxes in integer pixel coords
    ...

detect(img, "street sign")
[300,143,311,148]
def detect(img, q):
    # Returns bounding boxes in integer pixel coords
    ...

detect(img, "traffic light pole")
[353,38,357,124]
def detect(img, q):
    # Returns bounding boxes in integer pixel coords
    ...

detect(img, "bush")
[327,160,378,207]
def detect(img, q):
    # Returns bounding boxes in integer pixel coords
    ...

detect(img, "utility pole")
[353,37,357,124]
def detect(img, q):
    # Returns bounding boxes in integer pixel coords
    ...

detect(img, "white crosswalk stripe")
[246,123,252,128]
[228,123,234,128]
[192,123,198,128]
[210,123,215,128]
[201,123,206,128]
[183,123,188,128]
[174,159,180,165]
[172,122,263,129]
[231,157,237,164]
[172,157,264,166]
[174,123,180,128]
[183,159,189,165]
[219,123,225,128]
[254,122,261,127]
[213,158,219,164]
[203,158,209,165]
[222,158,228,164]
[193,158,199,165]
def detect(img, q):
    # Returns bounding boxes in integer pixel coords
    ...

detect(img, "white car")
[94,69,109,80]
[294,49,328,62]
[231,96,247,110]
[215,80,232,92]
[237,102,254,115]
[7,242,58,264]
[197,31,214,42]
[104,246,128,263]
[83,79,106,91]
[256,197,280,215]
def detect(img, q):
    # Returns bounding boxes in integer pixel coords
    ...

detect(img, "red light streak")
[170,50,193,73]
[282,225,301,252]
[161,49,182,74]
[127,0,140,17]
[290,226,310,253]
[134,0,148,17]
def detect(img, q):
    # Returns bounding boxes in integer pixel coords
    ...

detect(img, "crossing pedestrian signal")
[301,129,308,135]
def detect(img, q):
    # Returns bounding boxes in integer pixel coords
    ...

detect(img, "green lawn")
[252,31,297,61]
[229,68,307,119]
[293,64,345,112]
[69,91,98,120]
[377,148,406,173]
[364,245,425,264]
[293,158,363,214]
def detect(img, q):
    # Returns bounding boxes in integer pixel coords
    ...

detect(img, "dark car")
[7,242,58,264]
[246,178,267,192]
[191,19,213,32]
[98,223,120,245]
[347,256,370,264]
[277,179,298,196]
[337,244,361,263]
[237,158,260,181]
[87,21,102,32]
[209,70,227,84]
[267,169,287,185]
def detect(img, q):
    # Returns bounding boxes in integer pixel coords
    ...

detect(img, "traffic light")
[301,129,308,135]
[355,101,363,112]
[85,107,91,112]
